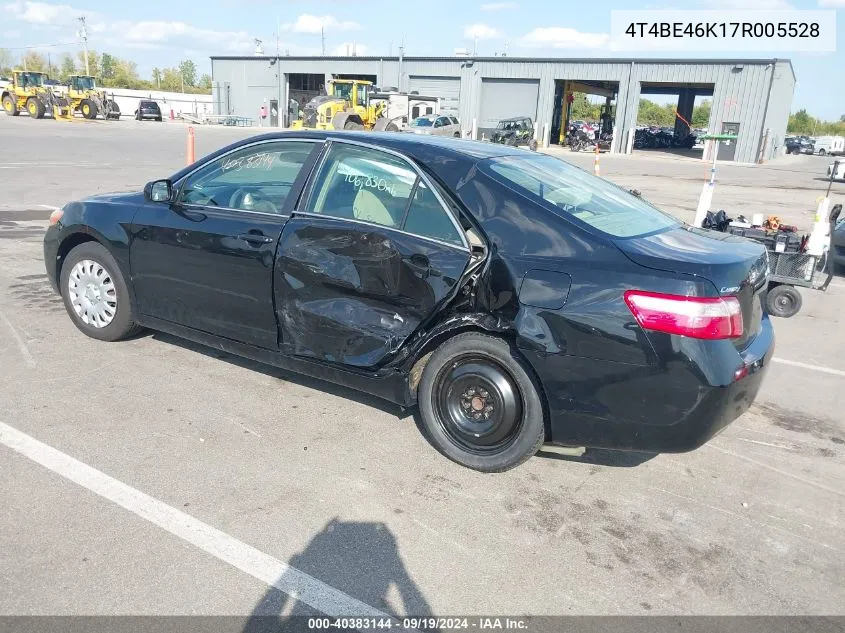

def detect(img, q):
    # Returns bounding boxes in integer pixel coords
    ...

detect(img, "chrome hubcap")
[67,259,117,328]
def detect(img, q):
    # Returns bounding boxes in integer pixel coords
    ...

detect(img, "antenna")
[77,16,89,75]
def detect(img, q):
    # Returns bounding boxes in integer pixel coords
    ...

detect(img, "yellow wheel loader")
[291,79,400,131]
[66,75,121,120]
[1,70,71,120]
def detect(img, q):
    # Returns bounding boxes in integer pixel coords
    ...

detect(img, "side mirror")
[144,179,172,203]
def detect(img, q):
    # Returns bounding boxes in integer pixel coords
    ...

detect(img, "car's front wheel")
[418,333,545,472]
[60,242,142,341]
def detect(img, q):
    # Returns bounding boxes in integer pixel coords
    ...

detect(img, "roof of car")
[232,130,526,160]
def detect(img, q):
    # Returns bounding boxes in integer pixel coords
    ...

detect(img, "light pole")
[77,17,89,76]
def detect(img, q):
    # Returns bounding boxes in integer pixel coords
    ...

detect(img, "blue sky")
[2,0,843,119]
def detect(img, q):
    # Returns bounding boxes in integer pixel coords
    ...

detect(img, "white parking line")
[0,310,35,368]
[0,421,390,619]
[772,357,845,378]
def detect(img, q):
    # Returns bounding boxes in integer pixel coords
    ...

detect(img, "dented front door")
[274,141,471,368]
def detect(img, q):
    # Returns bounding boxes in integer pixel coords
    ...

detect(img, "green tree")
[151,67,161,89]
[178,59,197,87]
[160,67,183,91]
[57,53,77,81]
[21,51,48,72]
[76,50,100,76]
[0,48,15,75]
[100,53,116,82]
[199,73,212,90]
[692,99,711,128]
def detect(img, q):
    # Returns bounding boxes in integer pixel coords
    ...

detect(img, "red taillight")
[624,290,744,340]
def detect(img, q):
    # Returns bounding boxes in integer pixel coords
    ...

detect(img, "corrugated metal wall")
[211,56,794,163]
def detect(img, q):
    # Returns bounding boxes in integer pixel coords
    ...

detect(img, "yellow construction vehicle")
[65,75,121,120]
[1,70,71,119]
[291,79,399,131]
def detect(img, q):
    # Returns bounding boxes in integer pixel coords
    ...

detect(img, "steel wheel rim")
[28,101,36,115]
[776,294,794,310]
[433,355,524,455]
[67,259,117,328]
[82,104,89,115]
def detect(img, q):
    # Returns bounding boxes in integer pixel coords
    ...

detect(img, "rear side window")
[485,154,678,238]
[306,143,463,246]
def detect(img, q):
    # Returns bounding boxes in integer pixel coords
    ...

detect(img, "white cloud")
[464,23,500,40]
[699,0,793,7]
[520,26,610,48]
[818,0,845,6]
[480,2,518,9]
[2,0,80,25]
[332,42,368,56]
[101,20,255,52]
[291,14,360,34]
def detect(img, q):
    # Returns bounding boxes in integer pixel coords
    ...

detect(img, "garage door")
[479,78,539,130]
[408,76,461,116]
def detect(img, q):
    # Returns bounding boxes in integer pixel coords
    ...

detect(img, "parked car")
[785,136,815,155]
[134,99,162,121]
[833,216,845,272]
[43,132,773,472]
[406,114,460,137]
[827,160,845,181]
[491,117,537,149]
[813,135,845,156]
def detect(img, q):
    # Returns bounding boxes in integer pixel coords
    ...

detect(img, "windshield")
[332,82,353,101]
[77,76,96,90]
[485,154,679,238]
[411,117,434,127]
[19,72,44,87]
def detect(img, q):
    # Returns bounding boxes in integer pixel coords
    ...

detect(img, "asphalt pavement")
[0,116,843,619]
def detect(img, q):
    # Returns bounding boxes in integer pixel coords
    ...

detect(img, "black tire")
[60,242,143,341]
[82,99,98,119]
[766,284,802,318]
[418,333,545,472]
[2,94,19,116]
[528,138,538,152]
[26,97,45,119]
[156,116,162,122]
[819,149,826,156]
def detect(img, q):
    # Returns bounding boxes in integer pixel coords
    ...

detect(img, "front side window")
[412,117,433,127]
[306,143,464,246]
[486,153,679,238]
[176,141,316,214]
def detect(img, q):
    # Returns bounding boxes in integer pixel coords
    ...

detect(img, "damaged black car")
[43,131,774,472]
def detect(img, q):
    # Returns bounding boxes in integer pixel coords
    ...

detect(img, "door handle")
[236,233,273,244]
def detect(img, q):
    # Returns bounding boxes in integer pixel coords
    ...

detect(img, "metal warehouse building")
[210,55,795,164]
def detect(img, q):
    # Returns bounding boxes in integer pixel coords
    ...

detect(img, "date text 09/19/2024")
[307,617,529,630]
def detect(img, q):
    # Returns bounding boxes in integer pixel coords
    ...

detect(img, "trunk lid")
[615,226,769,349]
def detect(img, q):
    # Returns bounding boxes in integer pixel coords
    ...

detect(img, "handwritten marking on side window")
[344,172,397,196]
[221,152,276,172]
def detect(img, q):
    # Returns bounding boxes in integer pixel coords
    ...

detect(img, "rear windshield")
[485,153,679,238]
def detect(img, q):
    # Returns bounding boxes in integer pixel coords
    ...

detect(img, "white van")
[813,136,845,156]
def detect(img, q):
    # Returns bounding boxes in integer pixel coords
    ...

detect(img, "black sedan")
[43,132,774,471]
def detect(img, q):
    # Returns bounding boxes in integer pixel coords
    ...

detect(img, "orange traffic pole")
[186,126,195,166]
[594,143,600,177]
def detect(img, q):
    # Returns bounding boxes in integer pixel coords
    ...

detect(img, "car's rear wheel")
[766,284,802,318]
[418,333,545,472]
[60,242,142,341]
[819,149,826,156]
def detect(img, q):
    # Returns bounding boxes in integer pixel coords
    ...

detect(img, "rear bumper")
[533,316,775,453]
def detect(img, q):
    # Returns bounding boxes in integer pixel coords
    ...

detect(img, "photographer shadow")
[243,518,433,632]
